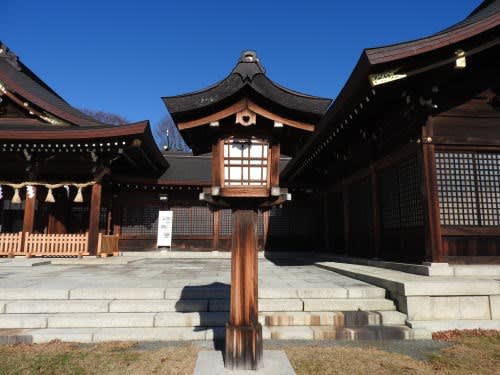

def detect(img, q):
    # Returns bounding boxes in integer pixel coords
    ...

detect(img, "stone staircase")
[0,286,420,344]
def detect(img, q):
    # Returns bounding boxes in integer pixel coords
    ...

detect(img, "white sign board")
[157,210,173,248]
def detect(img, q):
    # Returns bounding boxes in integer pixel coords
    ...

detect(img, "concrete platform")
[317,261,500,332]
[0,258,381,292]
[193,350,296,375]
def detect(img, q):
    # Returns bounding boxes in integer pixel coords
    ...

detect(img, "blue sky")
[2,0,482,136]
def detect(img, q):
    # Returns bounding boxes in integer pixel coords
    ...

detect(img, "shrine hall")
[0,0,499,264]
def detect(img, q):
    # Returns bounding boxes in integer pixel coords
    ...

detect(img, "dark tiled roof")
[441,0,500,33]
[364,0,499,65]
[0,43,167,175]
[160,152,212,184]
[0,55,105,127]
[163,51,332,124]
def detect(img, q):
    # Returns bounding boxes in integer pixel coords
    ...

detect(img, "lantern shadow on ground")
[175,282,230,352]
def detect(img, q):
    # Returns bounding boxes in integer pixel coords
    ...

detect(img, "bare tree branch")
[155,115,190,152]
[80,108,128,125]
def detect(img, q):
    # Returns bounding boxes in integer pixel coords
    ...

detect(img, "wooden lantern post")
[162,50,331,370]
[226,205,261,369]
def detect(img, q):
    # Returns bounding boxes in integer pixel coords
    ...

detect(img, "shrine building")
[0,0,499,263]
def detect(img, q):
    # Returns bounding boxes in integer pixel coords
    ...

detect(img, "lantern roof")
[162,51,333,155]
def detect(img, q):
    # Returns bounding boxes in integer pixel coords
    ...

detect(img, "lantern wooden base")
[224,208,263,370]
[225,322,263,370]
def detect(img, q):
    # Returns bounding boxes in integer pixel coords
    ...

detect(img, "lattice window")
[380,167,401,230]
[477,153,500,226]
[380,155,424,229]
[172,206,213,235]
[223,139,268,187]
[436,152,500,226]
[220,209,232,235]
[121,205,159,235]
[257,211,264,236]
[399,157,424,227]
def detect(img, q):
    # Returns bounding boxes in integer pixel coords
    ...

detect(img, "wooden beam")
[220,187,269,198]
[88,182,102,255]
[179,100,248,130]
[21,186,36,250]
[178,98,315,132]
[212,141,222,188]
[270,144,280,187]
[248,101,314,132]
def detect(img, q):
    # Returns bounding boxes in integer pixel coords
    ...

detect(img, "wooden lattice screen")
[380,155,424,229]
[436,151,500,226]
[121,205,160,235]
[172,206,213,235]
[220,209,232,235]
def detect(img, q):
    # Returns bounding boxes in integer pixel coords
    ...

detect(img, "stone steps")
[0,310,408,329]
[2,324,418,344]
[0,286,418,342]
[0,286,387,300]
[0,298,396,314]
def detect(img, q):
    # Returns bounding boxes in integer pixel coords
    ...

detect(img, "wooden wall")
[426,89,500,262]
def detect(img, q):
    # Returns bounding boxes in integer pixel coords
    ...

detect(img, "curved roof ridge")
[163,50,332,120]
[363,1,499,65]
[263,75,332,101]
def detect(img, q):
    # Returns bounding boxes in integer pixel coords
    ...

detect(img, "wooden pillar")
[212,209,220,250]
[112,193,122,236]
[370,165,381,258]
[48,190,68,234]
[88,183,102,255]
[342,181,350,255]
[262,210,270,251]
[422,126,443,262]
[21,186,36,251]
[270,144,280,187]
[225,208,263,371]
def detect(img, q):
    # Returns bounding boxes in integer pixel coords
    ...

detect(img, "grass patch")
[0,332,498,375]
[0,341,199,375]
[284,332,500,375]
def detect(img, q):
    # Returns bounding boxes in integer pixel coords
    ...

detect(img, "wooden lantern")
[163,51,332,370]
